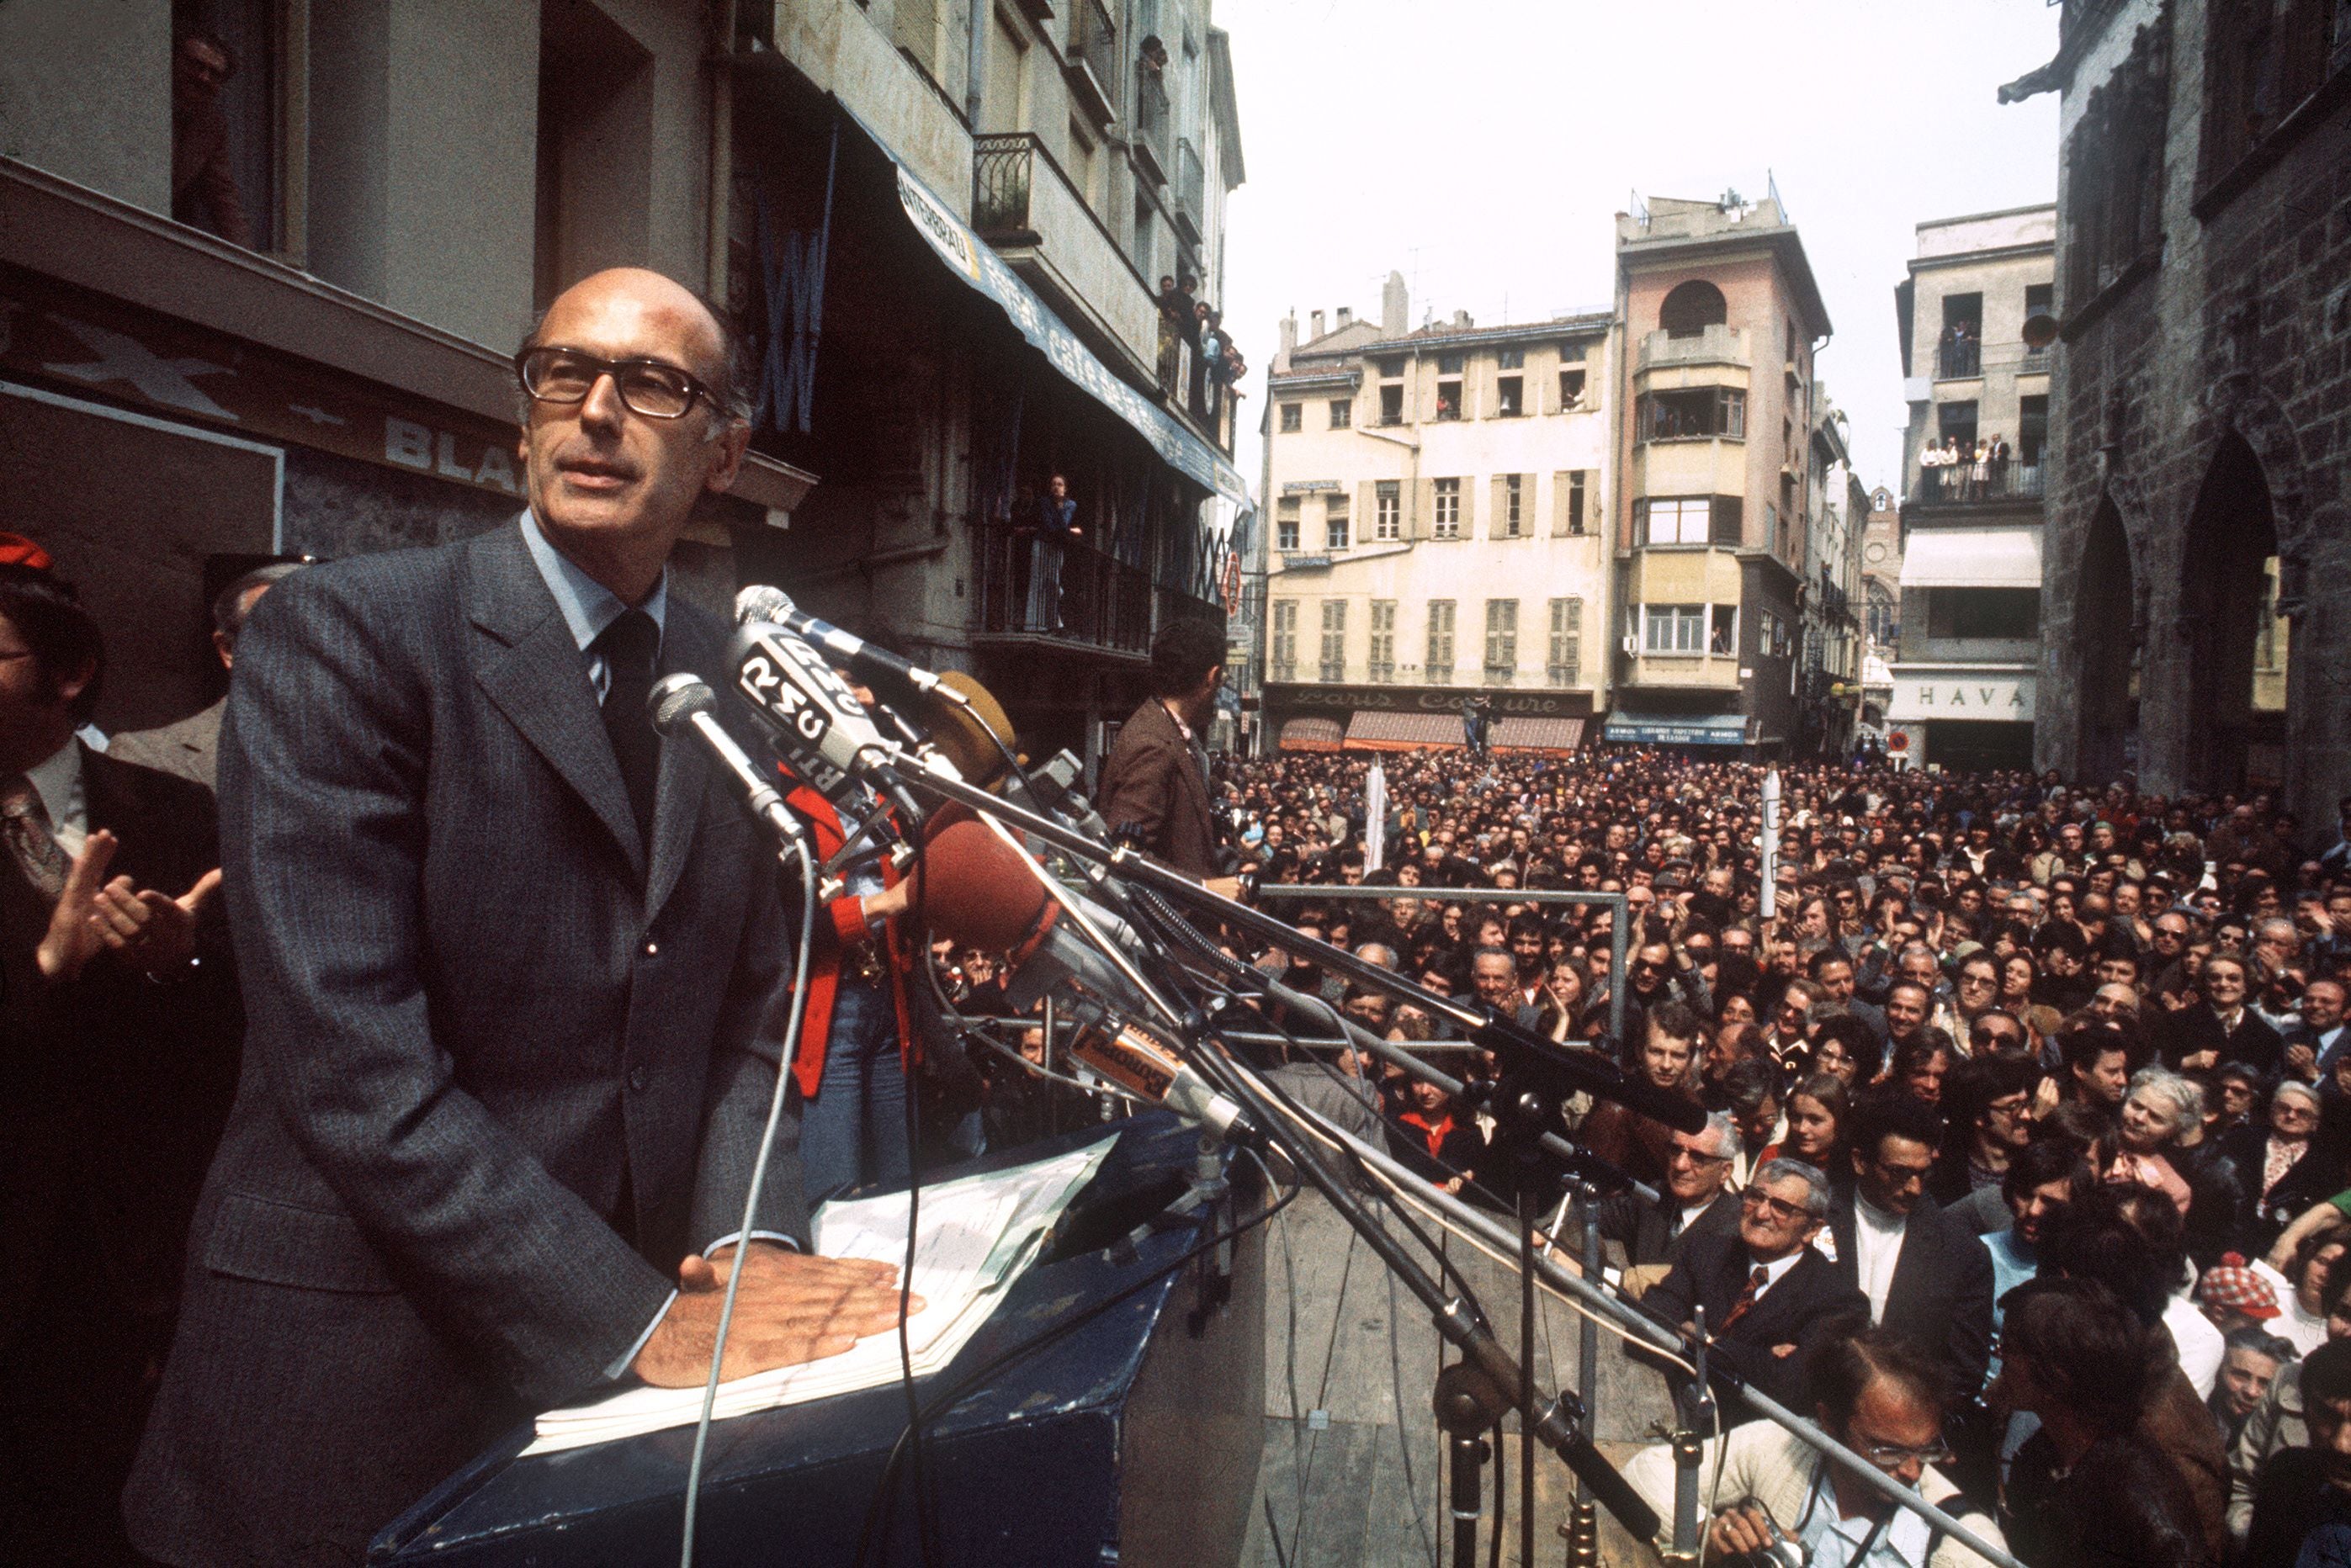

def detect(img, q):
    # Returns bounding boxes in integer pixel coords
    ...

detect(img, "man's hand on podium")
[632,1241,926,1386]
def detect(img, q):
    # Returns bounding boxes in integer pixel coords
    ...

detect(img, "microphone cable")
[679,833,820,1568]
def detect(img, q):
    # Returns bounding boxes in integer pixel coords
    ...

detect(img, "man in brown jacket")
[1096,617,1236,893]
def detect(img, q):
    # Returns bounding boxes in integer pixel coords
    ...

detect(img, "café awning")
[1277,716,1344,752]
[1343,711,1467,751]
[1897,527,2043,589]
[1490,716,1585,755]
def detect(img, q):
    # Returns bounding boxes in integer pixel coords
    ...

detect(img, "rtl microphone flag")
[1363,762,1386,873]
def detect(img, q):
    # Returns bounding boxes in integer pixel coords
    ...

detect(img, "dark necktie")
[1,773,71,903]
[592,609,660,845]
[1720,1264,1770,1330]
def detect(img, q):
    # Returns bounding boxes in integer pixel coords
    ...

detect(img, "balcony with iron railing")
[1907,462,2046,510]
[1131,66,1171,185]
[971,520,1155,654]
[1637,324,1747,373]
[1935,338,1982,379]
[1065,0,1118,125]
[972,132,1161,384]
[1172,137,1205,244]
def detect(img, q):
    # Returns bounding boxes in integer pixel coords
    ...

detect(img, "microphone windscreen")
[909,818,1047,952]
[922,671,1017,788]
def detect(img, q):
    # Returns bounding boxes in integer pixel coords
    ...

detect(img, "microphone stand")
[876,745,1665,1544]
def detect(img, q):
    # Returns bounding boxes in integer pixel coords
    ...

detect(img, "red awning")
[1277,716,1344,752]
[1343,710,1467,751]
[1490,716,1586,755]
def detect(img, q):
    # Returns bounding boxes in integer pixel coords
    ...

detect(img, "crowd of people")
[1155,272,1245,421]
[1125,744,2351,1567]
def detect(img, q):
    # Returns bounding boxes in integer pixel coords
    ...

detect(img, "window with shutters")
[1426,600,1456,684]
[1496,375,1523,416]
[1328,397,1351,429]
[1498,348,1526,369]
[1559,367,1587,407]
[1568,470,1588,534]
[1324,501,1350,551]
[1276,500,1300,552]
[1500,474,1524,538]
[1643,604,1706,654]
[1319,600,1347,681]
[1271,600,1297,680]
[1375,481,1401,540]
[1433,479,1462,538]
[1483,600,1518,686]
[1279,403,1302,432]
[1547,597,1582,686]
[1436,352,1464,420]
[1368,600,1396,682]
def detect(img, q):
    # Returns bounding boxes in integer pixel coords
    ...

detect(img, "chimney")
[1452,310,1473,329]
[1336,306,1353,328]
[1310,309,1325,341]
[1277,310,1297,371]
[1382,271,1408,336]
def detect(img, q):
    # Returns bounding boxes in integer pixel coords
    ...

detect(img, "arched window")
[1658,280,1727,339]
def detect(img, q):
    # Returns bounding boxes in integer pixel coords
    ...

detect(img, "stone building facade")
[2007,0,2350,834]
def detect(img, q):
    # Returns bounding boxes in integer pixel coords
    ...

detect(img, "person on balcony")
[1024,473,1080,633]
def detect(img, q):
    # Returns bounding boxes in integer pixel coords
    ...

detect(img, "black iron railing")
[1068,0,1118,120]
[973,520,1155,654]
[1908,462,2044,506]
[1174,137,1205,240]
[1131,66,1170,183]
[1936,338,1982,379]
[973,134,1037,233]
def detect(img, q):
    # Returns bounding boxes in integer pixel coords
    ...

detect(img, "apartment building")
[1885,204,2054,773]
[1256,275,1612,756]
[1798,391,1870,760]
[1607,191,1832,756]
[0,0,1244,763]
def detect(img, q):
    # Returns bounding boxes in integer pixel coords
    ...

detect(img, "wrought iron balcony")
[971,519,1154,654]
[1172,137,1205,243]
[1936,338,1982,379]
[1131,66,1170,185]
[1066,0,1118,125]
[1907,462,2045,508]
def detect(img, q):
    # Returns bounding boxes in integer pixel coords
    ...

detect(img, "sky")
[1213,0,2064,495]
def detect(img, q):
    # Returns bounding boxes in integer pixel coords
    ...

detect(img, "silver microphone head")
[647,672,717,734]
[733,583,794,625]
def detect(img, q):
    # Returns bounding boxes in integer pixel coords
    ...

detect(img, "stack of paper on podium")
[525,1134,1120,1454]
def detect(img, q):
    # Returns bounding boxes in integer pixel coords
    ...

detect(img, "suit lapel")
[644,606,719,922]
[464,522,645,881]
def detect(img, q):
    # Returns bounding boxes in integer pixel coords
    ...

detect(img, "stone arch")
[2077,493,2141,785]
[1658,280,1727,339]
[2178,432,2281,793]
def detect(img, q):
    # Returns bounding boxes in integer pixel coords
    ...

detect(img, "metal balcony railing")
[972,520,1154,654]
[1131,66,1171,184]
[972,134,1037,233]
[1172,137,1205,242]
[1908,462,2045,506]
[1936,338,1982,379]
[1066,0,1117,124]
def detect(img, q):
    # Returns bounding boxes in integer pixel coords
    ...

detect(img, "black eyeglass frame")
[515,345,722,421]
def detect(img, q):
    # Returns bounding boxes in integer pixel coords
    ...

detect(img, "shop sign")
[1886,673,2035,723]
[1265,681,1591,718]
[0,264,524,500]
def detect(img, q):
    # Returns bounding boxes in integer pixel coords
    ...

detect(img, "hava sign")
[1888,676,2035,723]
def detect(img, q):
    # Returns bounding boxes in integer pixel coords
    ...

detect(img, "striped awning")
[1277,716,1345,751]
[1343,710,1467,751]
[1490,716,1585,755]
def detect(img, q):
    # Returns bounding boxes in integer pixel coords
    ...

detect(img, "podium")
[370,1114,1265,1566]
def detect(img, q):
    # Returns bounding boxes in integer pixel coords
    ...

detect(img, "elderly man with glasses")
[1632,1157,1867,1419]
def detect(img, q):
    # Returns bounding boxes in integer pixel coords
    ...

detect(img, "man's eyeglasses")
[517,346,720,421]
[1739,1186,1812,1221]
[1857,1439,1954,1470]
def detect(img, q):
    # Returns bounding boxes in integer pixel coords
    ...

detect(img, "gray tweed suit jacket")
[125,520,809,1565]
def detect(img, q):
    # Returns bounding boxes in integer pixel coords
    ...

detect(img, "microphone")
[727,622,928,835]
[646,675,810,852]
[735,585,969,709]
[910,817,1255,1146]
